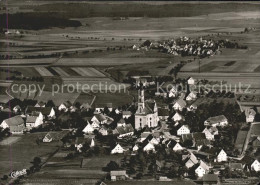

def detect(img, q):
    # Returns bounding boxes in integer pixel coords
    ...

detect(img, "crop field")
[51,67,70,77]
[34,67,54,76]
[71,67,105,77]
[0,133,60,176]
[0,136,21,146]
[94,92,133,107]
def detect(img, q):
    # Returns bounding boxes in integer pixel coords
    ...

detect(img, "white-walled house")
[172,141,183,151]
[173,99,186,111]
[13,105,21,113]
[111,144,124,154]
[169,86,178,98]
[83,123,94,134]
[187,104,198,111]
[0,115,25,134]
[122,111,132,119]
[43,133,53,142]
[245,108,256,123]
[26,113,43,129]
[173,112,183,122]
[177,125,190,136]
[251,160,260,172]
[203,128,214,141]
[204,115,228,127]
[143,142,155,152]
[91,114,108,125]
[216,149,227,162]
[187,77,196,85]
[186,91,197,101]
[195,160,209,178]
[58,101,72,112]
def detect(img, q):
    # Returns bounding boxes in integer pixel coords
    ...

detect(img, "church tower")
[137,84,145,114]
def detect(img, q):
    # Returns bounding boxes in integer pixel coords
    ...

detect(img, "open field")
[0,136,21,146]
[0,133,61,176]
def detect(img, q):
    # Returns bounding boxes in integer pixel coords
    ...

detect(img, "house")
[202,174,219,185]
[143,142,155,152]
[26,114,43,129]
[169,86,178,98]
[117,118,126,127]
[186,91,197,101]
[216,149,227,162]
[110,170,128,181]
[173,99,186,111]
[135,87,159,129]
[172,112,184,122]
[187,77,196,85]
[122,111,131,119]
[132,144,139,152]
[149,137,160,145]
[58,101,72,112]
[187,103,198,111]
[90,138,95,147]
[245,108,256,123]
[43,133,53,142]
[204,115,228,127]
[203,128,214,141]
[167,140,183,151]
[113,124,134,138]
[13,105,21,113]
[80,103,91,110]
[95,103,113,113]
[91,121,100,129]
[251,159,260,172]
[82,123,94,134]
[184,152,198,168]
[158,108,170,121]
[177,125,190,136]
[229,163,243,171]
[195,160,210,178]
[91,114,111,125]
[111,144,124,154]
[34,101,46,108]
[74,137,85,152]
[0,115,25,134]
[26,106,55,119]
[99,125,109,136]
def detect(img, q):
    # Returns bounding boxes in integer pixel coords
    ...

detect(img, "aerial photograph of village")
[0,0,260,185]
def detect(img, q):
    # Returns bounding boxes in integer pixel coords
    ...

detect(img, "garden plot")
[35,67,54,76]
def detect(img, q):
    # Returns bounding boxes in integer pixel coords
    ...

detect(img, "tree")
[105,161,119,172]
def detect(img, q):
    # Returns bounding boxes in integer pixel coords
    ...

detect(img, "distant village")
[0,75,260,185]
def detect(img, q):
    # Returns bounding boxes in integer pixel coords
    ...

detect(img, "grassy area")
[0,133,61,176]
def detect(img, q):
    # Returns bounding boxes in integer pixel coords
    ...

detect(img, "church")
[135,85,159,129]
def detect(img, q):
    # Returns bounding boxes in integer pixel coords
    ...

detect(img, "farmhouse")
[110,170,128,181]
[122,111,132,119]
[245,108,256,123]
[216,149,228,162]
[42,131,70,143]
[202,127,217,141]
[169,86,178,98]
[195,160,210,178]
[43,133,53,142]
[177,125,190,136]
[167,140,183,151]
[13,105,21,113]
[204,115,228,127]
[113,124,134,138]
[135,87,159,129]
[111,143,124,154]
[80,103,92,110]
[251,159,260,172]
[173,112,184,122]
[0,115,25,134]
[95,103,113,113]
[91,114,113,125]
[187,77,196,85]
[83,123,94,134]
[26,114,43,129]
[173,99,186,111]
[186,91,197,101]
[58,101,72,112]
[143,142,155,152]
[187,103,198,111]
[26,106,55,119]
[184,152,198,168]
[34,101,46,108]
[158,108,170,120]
